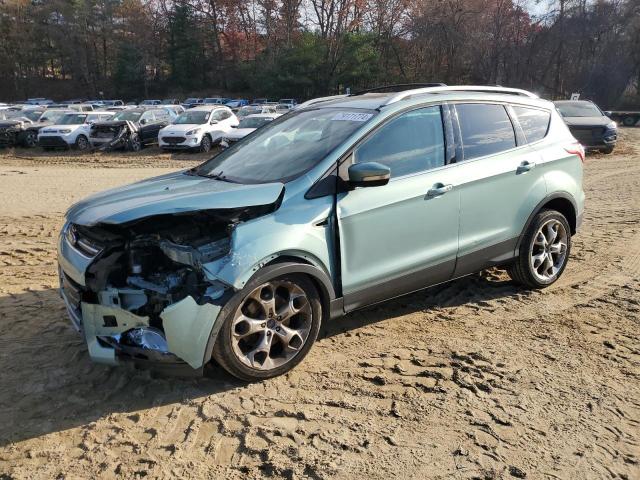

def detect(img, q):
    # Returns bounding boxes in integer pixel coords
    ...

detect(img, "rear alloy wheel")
[200,135,212,153]
[24,130,37,148]
[75,135,89,151]
[622,115,637,127]
[213,274,322,381]
[508,210,571,289]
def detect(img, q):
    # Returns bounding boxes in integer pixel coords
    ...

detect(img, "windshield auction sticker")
[332,112,374,122]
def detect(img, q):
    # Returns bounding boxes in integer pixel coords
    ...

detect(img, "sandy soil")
[0,137,638,480]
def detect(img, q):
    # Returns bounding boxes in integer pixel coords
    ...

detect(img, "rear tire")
[212,273,322,381]
[508,209,571,289]
[622,115,637,127]
[23,131,37,148]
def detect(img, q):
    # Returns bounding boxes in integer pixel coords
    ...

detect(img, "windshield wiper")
[203,170,237,183]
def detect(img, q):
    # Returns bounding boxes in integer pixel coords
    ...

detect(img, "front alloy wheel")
[213,274,322,381]
[75,135,89,151]
[200,135,212,153]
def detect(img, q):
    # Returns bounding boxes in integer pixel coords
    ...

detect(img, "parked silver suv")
[58,85,585,380]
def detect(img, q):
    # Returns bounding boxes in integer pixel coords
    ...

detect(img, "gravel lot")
[0,134,638,480]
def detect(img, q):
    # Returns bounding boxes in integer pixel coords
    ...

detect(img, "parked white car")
[236,104,278,118]
[37,111,116,150]
[158,106,238,152]
[222,113,280,144]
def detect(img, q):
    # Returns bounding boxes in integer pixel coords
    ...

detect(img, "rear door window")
[455,103,516,160]
[354,106,445,177]
[513,106,550,144]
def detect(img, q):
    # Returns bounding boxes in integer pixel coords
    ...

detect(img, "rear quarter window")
[513,106,550,144]
[455,103,516,160]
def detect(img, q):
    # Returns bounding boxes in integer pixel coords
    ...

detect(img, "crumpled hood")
[67,170,284,226]
[563,116,612,127]
[92,120,132,128]
[0,120,25,128]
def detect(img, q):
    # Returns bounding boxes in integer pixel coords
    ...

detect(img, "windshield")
[196,108,377,184]
[204,98,221,104]
[58,113,88,125]
[141,100,159,105]
[238,117,273,129]
[23,110,44,121]
[112,111,142,122]
[40,111,67,122]
[184,98,198,103]
[174,110,210,124]
[556,102,602,117]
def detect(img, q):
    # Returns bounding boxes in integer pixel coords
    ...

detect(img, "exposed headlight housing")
[59,129,72,134]
[606,121,617,130]
[185,128,200,136]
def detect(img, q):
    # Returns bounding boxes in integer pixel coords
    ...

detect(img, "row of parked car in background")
[0,94,637,154]
[0,97,295,152]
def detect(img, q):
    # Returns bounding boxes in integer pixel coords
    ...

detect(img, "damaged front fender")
[80,296,224,369]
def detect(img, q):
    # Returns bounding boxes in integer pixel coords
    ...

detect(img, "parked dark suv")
[554,100,617,153]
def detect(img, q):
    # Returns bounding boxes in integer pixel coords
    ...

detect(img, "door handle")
[427,183,453,197]
[517,160,536,173]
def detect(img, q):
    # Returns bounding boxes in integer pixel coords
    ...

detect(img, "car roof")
[303,87,551,112]
[190,105,227,111]
[244,113,279,118]
[553,100,595,105]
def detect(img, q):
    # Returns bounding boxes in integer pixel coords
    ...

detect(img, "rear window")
[456,103,516,160]
[513,106,550,144]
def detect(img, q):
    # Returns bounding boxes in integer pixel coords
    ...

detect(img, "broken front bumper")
[57,230,226,371]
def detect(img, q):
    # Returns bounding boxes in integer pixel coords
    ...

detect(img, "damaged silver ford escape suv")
[58,85,585,381]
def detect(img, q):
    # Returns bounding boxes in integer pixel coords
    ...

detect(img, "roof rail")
[383,85,538,106]
[296,94,348,110]
[351,83,447,96]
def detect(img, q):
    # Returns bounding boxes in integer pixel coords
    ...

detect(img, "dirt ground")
[0,134,638,480]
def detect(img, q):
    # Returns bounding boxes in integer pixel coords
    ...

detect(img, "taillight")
[564,142,585,163]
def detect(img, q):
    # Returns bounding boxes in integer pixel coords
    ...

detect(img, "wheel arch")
[201,257,337,369]
[259,256,336,319]
[516,193,578,253]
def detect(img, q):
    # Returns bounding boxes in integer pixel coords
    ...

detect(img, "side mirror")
[210,119,218,124]
[230,125,237,128]
[140,118,147,125]
[348,162,391,188]
[604,111,612,117]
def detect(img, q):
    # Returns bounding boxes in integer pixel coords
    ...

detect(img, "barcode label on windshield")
[332,112,373,122]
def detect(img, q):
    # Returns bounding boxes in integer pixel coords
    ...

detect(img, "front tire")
[75,135,90,151]
[212,273,322,381]
[128,133,142,152]
[508,210,571,289]
[200,135,212,153]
